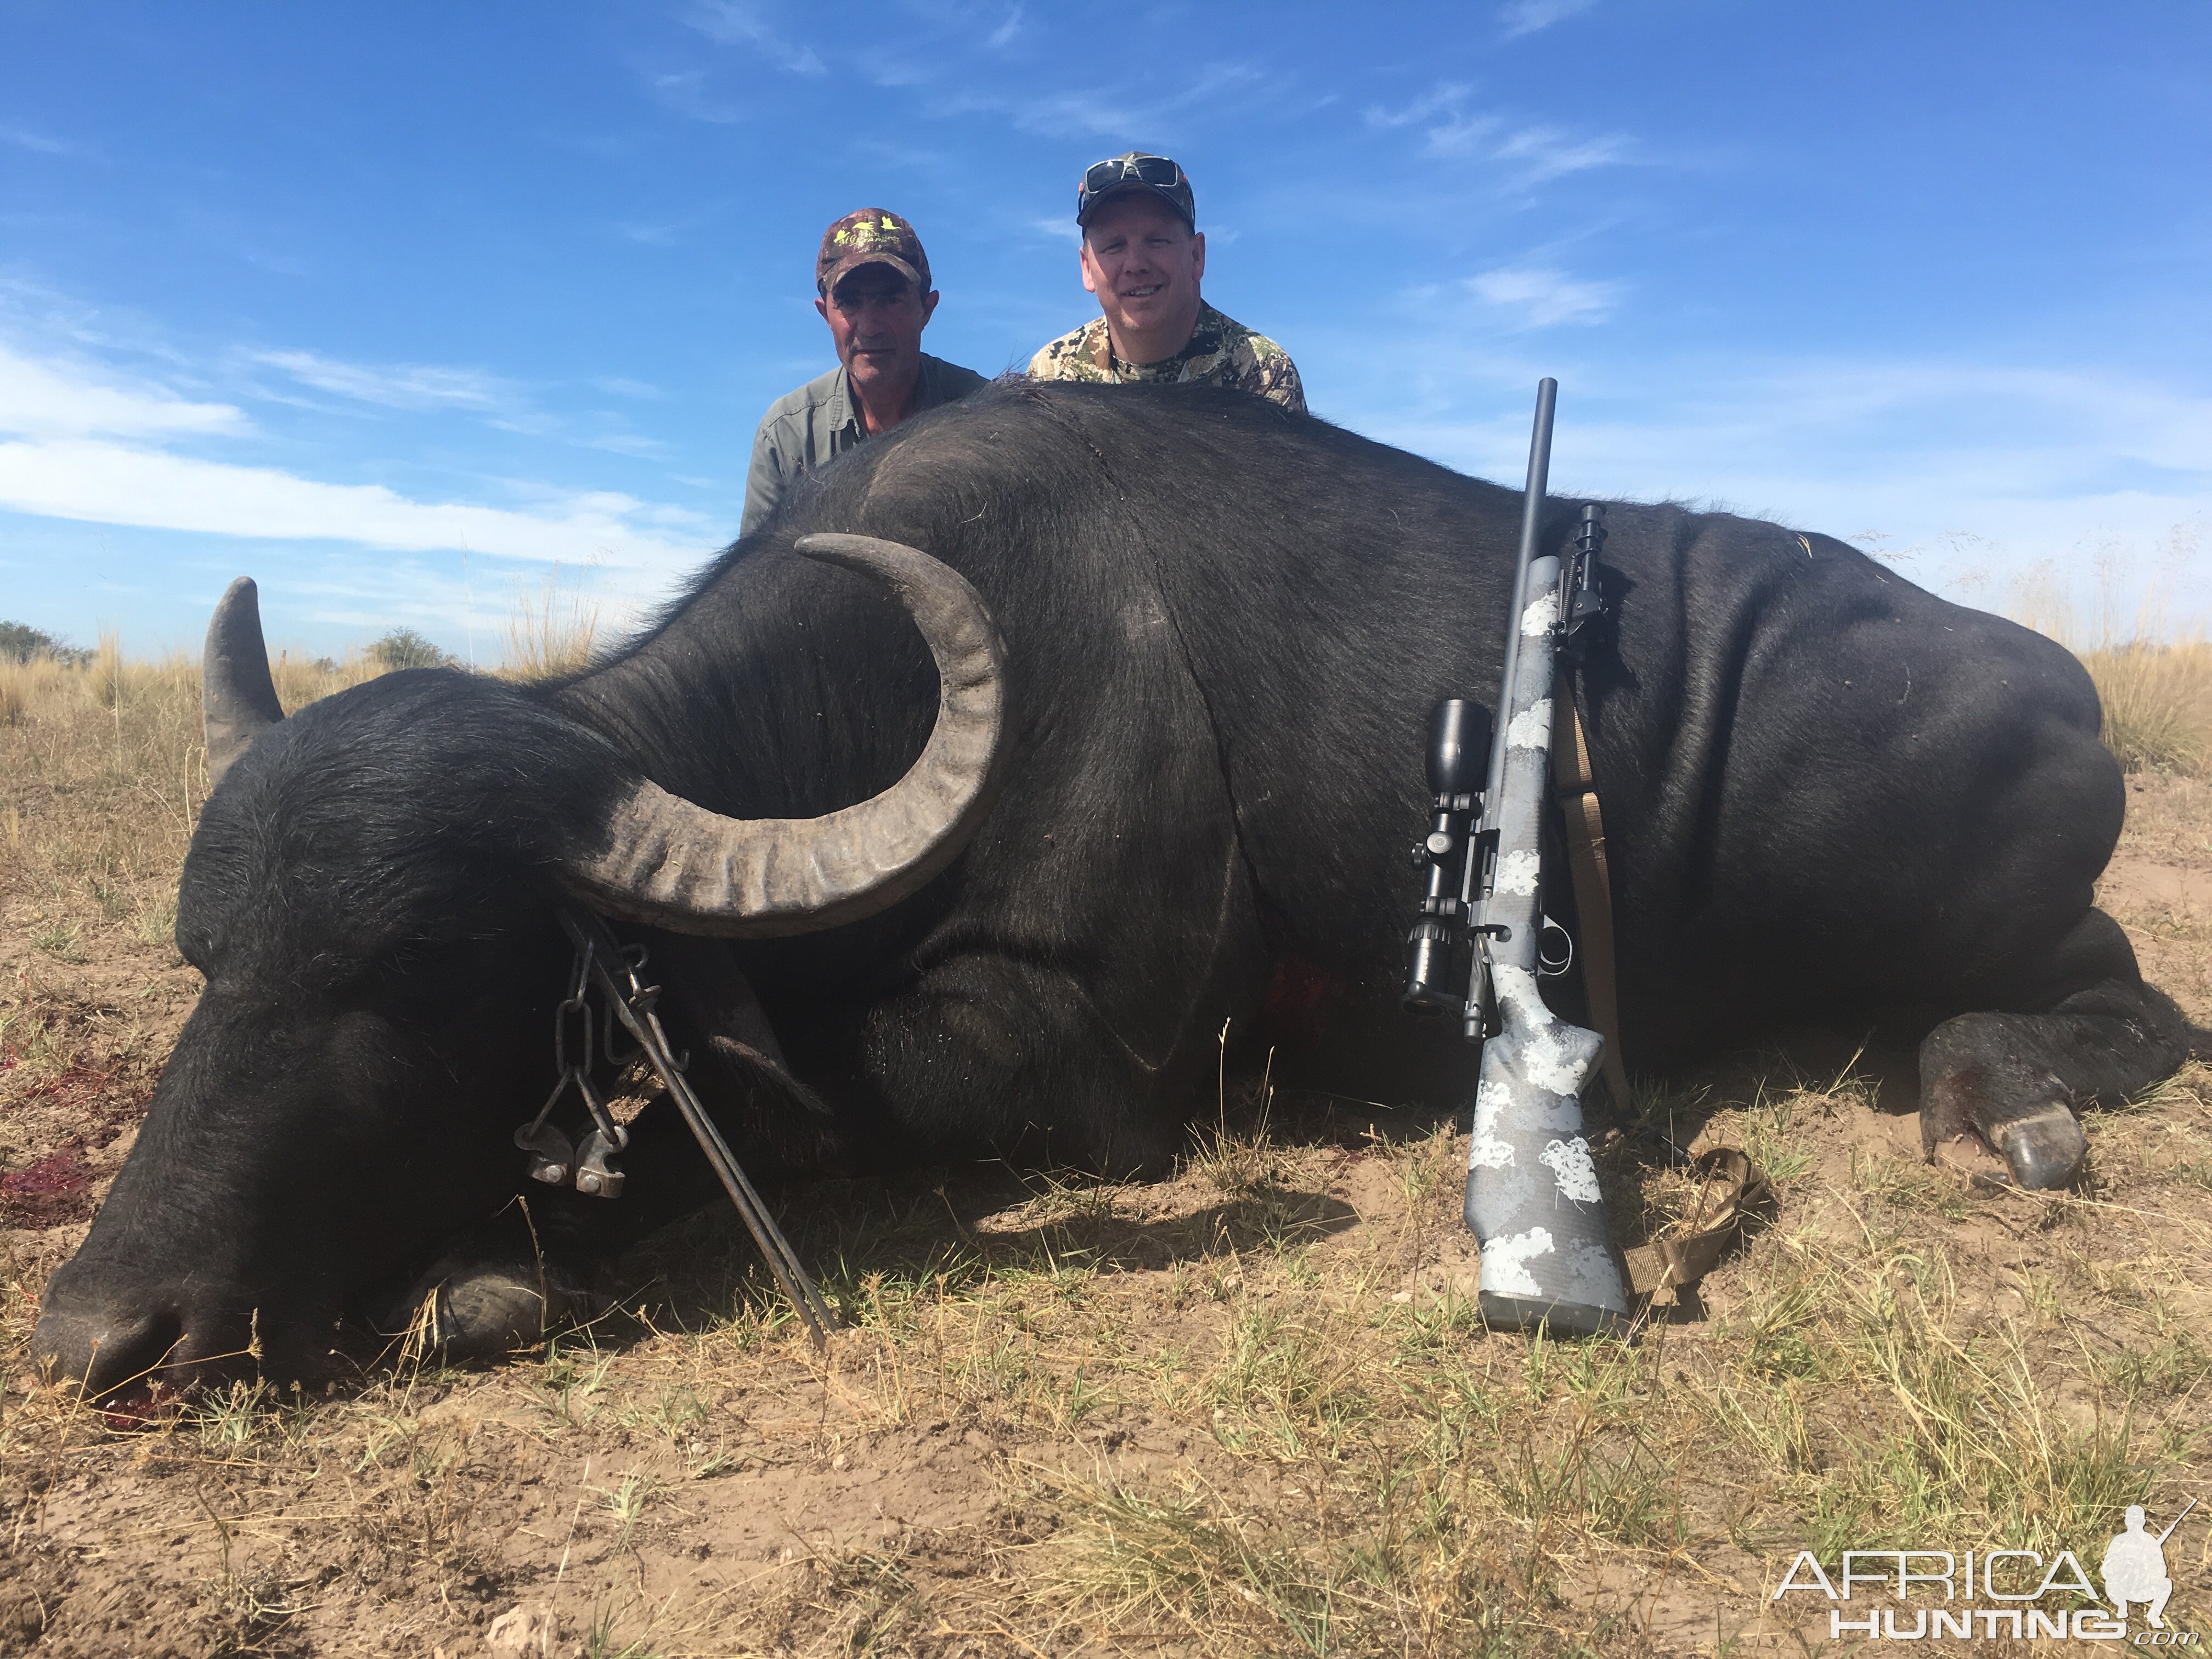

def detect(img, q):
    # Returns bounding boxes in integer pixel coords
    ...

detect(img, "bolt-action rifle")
[1402,378,1629,1335]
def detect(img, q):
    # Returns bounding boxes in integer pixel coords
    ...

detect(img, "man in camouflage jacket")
[1028,153,1305,414]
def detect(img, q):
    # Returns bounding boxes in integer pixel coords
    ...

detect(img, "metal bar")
[556,907,838,1346]
[1479,376,1557,828]
[2157,1496,2197,1545]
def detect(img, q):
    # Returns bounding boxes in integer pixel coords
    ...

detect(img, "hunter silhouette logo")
[2106,1500,2195,1630]
[1771,1498,2202,1643]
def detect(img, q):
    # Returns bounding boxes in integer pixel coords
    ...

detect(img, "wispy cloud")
[0,438,707,569]
[686,1,827,76]
[642,69,746,125]
[581,432,665,459]
[1364,84,1477,130]
[1347,354,2212,609]
[1492,124,1632,181]
[1368,83,1633,185]
[253,349,508,411]
[1468,266,1624,327]
[1020,212,1081,247]
[943,63,1267,141]
[0,126,92,158]
[1498,0,1596,39]
[0,336,710,572]
[0,344,244,438]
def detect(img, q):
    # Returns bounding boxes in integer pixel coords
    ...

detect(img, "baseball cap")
[816,208,932,296]
[1076,153,1195,230]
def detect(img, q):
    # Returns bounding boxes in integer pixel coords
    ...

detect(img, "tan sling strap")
[1551,671,1634,1113]
[1622,1148,1772,1298]
[1546,686,1772,1303]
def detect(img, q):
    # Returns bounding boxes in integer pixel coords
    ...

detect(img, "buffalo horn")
[202,577,286,787]
[561,533,1008,937]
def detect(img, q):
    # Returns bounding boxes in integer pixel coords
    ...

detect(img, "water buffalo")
[34,380,2194,1396]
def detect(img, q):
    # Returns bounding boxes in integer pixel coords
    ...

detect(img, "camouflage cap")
[816,208,932,296]
[1076,153,1195,229]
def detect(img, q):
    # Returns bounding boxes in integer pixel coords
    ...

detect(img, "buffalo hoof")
[394,1258,607,1363]
[1919,1038,2091,1192]
[1984,1101,2089,1191]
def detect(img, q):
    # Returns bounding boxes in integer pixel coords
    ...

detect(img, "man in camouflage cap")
[1027,153,1304,413]
[741,208,987,535]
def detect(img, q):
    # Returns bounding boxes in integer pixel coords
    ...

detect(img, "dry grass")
[2011,560,2212,776]
[1,629,2209,1655]
[2077,642,2212,775]
[502,566,605,680]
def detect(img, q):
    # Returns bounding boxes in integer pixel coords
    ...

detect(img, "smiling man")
[741,209,987,536]
[1027,153,1305,413]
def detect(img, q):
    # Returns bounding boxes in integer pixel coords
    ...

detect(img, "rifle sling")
[1551,670,1633,1113]
[1544,701,1772,1301]
[1623,1148,1771,1296]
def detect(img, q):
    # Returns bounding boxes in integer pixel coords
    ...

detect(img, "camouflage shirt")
[1025,303,1306,414]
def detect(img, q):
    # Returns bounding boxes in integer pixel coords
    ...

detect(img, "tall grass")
[2,565,608,740]
[501,566,602,680]
[2076,643,2212,774]
[2010,561,2212,775]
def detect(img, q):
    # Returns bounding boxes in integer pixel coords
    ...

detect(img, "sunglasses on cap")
[1077,154,1193,223]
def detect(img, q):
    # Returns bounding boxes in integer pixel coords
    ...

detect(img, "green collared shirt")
[741,353,988,537]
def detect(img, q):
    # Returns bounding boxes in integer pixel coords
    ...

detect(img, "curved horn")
[203,578,285,787]
[560,533,1008,938]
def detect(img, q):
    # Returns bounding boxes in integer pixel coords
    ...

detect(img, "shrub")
[0,621,91,666]
[367,628,455,672]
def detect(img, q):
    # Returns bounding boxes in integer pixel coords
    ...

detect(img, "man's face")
[1080,195,1205,345]
[814,264,939,385]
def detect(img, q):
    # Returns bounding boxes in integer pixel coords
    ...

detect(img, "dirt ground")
[2,677,2208,1656]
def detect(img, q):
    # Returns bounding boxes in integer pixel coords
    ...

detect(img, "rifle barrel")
[2155,1495,2197,1544]
[1481,377,1556,823]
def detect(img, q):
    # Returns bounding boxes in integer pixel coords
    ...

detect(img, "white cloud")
[642,69,747,124]
[686,1,828,75]
[1,126,91,158]
[943,63,1267,140]
[1492,124,1632,181]
[253,349,507,411]
[1369,84,1634,184]
[1498,0,1596,38]
[1342,354,2212,616]
[0,438,711,570]
[1468,267,1624,327]
[1365,84,1476,130]
[0,344,244,438]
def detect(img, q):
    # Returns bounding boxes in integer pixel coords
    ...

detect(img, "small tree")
[368,628,455,671]
[0,621,75,663]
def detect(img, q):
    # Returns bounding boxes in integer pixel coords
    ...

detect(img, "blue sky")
[3,1,2207,659]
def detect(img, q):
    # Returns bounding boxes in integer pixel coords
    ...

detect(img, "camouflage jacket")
[1025,303,1306,413]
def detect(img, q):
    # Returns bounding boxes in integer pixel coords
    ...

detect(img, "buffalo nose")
[32,1297,185,1401]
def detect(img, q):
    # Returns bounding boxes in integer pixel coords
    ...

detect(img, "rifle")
[1402,377,1630,1335]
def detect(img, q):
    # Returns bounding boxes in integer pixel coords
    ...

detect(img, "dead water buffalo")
[35,380,2194,1395]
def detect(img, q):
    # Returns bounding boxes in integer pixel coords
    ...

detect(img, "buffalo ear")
[643,931,836,1125]
[203,578,285,786]
[695,1032,834,1122]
